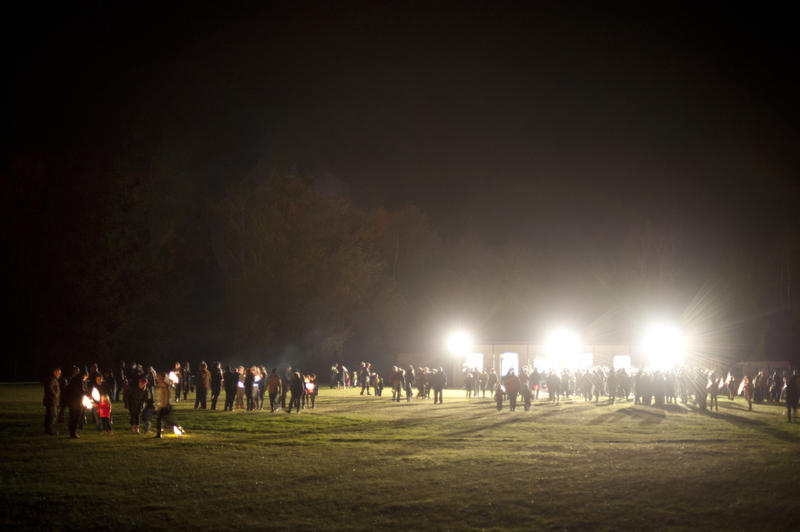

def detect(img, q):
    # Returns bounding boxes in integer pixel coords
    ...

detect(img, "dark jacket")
[43,376,60,407]
[65,376,86,408]
[196,369,211,391]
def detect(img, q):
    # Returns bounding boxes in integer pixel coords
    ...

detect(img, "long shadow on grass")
[587,407,667,426]
[686,404,799,443]
[442,415,523,437]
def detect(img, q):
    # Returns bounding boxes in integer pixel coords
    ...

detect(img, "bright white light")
[570,352,594,371]
[446,330,473,355]
[533,357,552,372]
[545,328,581,358]
[463,352,484,372]
[642,323,686,371]
[500,352,519,376]
[613,355,631,371]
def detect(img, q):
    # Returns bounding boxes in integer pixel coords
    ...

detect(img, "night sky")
[6,3,799,375]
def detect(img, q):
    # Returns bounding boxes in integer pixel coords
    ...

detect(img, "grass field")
[1,384,798,531]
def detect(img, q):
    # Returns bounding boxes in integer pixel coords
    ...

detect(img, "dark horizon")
[6,3,799,378]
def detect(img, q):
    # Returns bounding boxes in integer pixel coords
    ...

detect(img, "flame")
[718,378,726,390]
[168,371,179,384]
[500,385,506,393]
[172,425,184,436]
[305,382,315,392]
[238,381,244,388]
[91,387,100,402]
[82,395,93,409]
[254,375,261,383]
[737,380,746,395]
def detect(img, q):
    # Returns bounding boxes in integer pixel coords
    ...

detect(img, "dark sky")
[9,3,798,234]
[5,2,800,367]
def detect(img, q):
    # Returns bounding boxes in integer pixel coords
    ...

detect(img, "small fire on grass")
[82,395,93,409]
[173,425,185,436]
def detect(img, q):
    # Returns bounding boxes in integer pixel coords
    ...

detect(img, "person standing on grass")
[487,368,498,397]
[127,377,148,433]
[155,372,181,438]
[244,366,256,411]
[430,368,446,405]
[503,369,521,412]
[495,381,504,411]
[223,366,238,411]
[43,367,61,435]
[65,368,87,439]
[786,372,798,422]
[288,371,304,413]
[171,361,182,402]
[235,366,246,409]
[258,366,268,410]
[280,366,292,410]
[195,361,211,409]
[266,368,282,412]
[97,393,112,435]
[181,362,192,401]
[210,362,223,410]
[359,362,371,396]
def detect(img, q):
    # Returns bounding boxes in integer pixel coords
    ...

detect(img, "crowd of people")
[42,360,799,438]
[330,362,449,404]
[464,365,799,419]
[42,361,320,438]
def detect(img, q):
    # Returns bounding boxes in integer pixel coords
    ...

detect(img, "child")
[97,394,112,434]
[495,384,505,411]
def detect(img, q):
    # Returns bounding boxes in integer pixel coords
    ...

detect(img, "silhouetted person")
[786,372,799,422]
[43,368,61,435]
[127,377,148,433]
[195,361,211,409]
[266,369,282,412]
[65,369,87,439]
[210,362,223,410]
[223,366,238,411]
[503,369,521,411]
[288,372,303,413]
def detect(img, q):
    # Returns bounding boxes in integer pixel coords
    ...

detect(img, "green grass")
[1,384,798,531]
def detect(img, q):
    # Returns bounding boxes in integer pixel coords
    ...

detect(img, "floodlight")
[446,330,473,355]
[544,327,581,359]
[613,355,631,371]
[642,323,685,371]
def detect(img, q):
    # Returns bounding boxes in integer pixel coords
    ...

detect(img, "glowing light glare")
[168,371,179,384]
[446,330,473,355]
[172,425,184,436]
[613,355,631,372]
[254,375,262,383]
[305,382,315,392]
[569,352,594,371]
[500,352,519,376]
[463,352,484,372]
[237,381,245,389]
[642,323,686,370]
[91,387,100,402]
[545,328,581,358]
[82,395,93,409]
